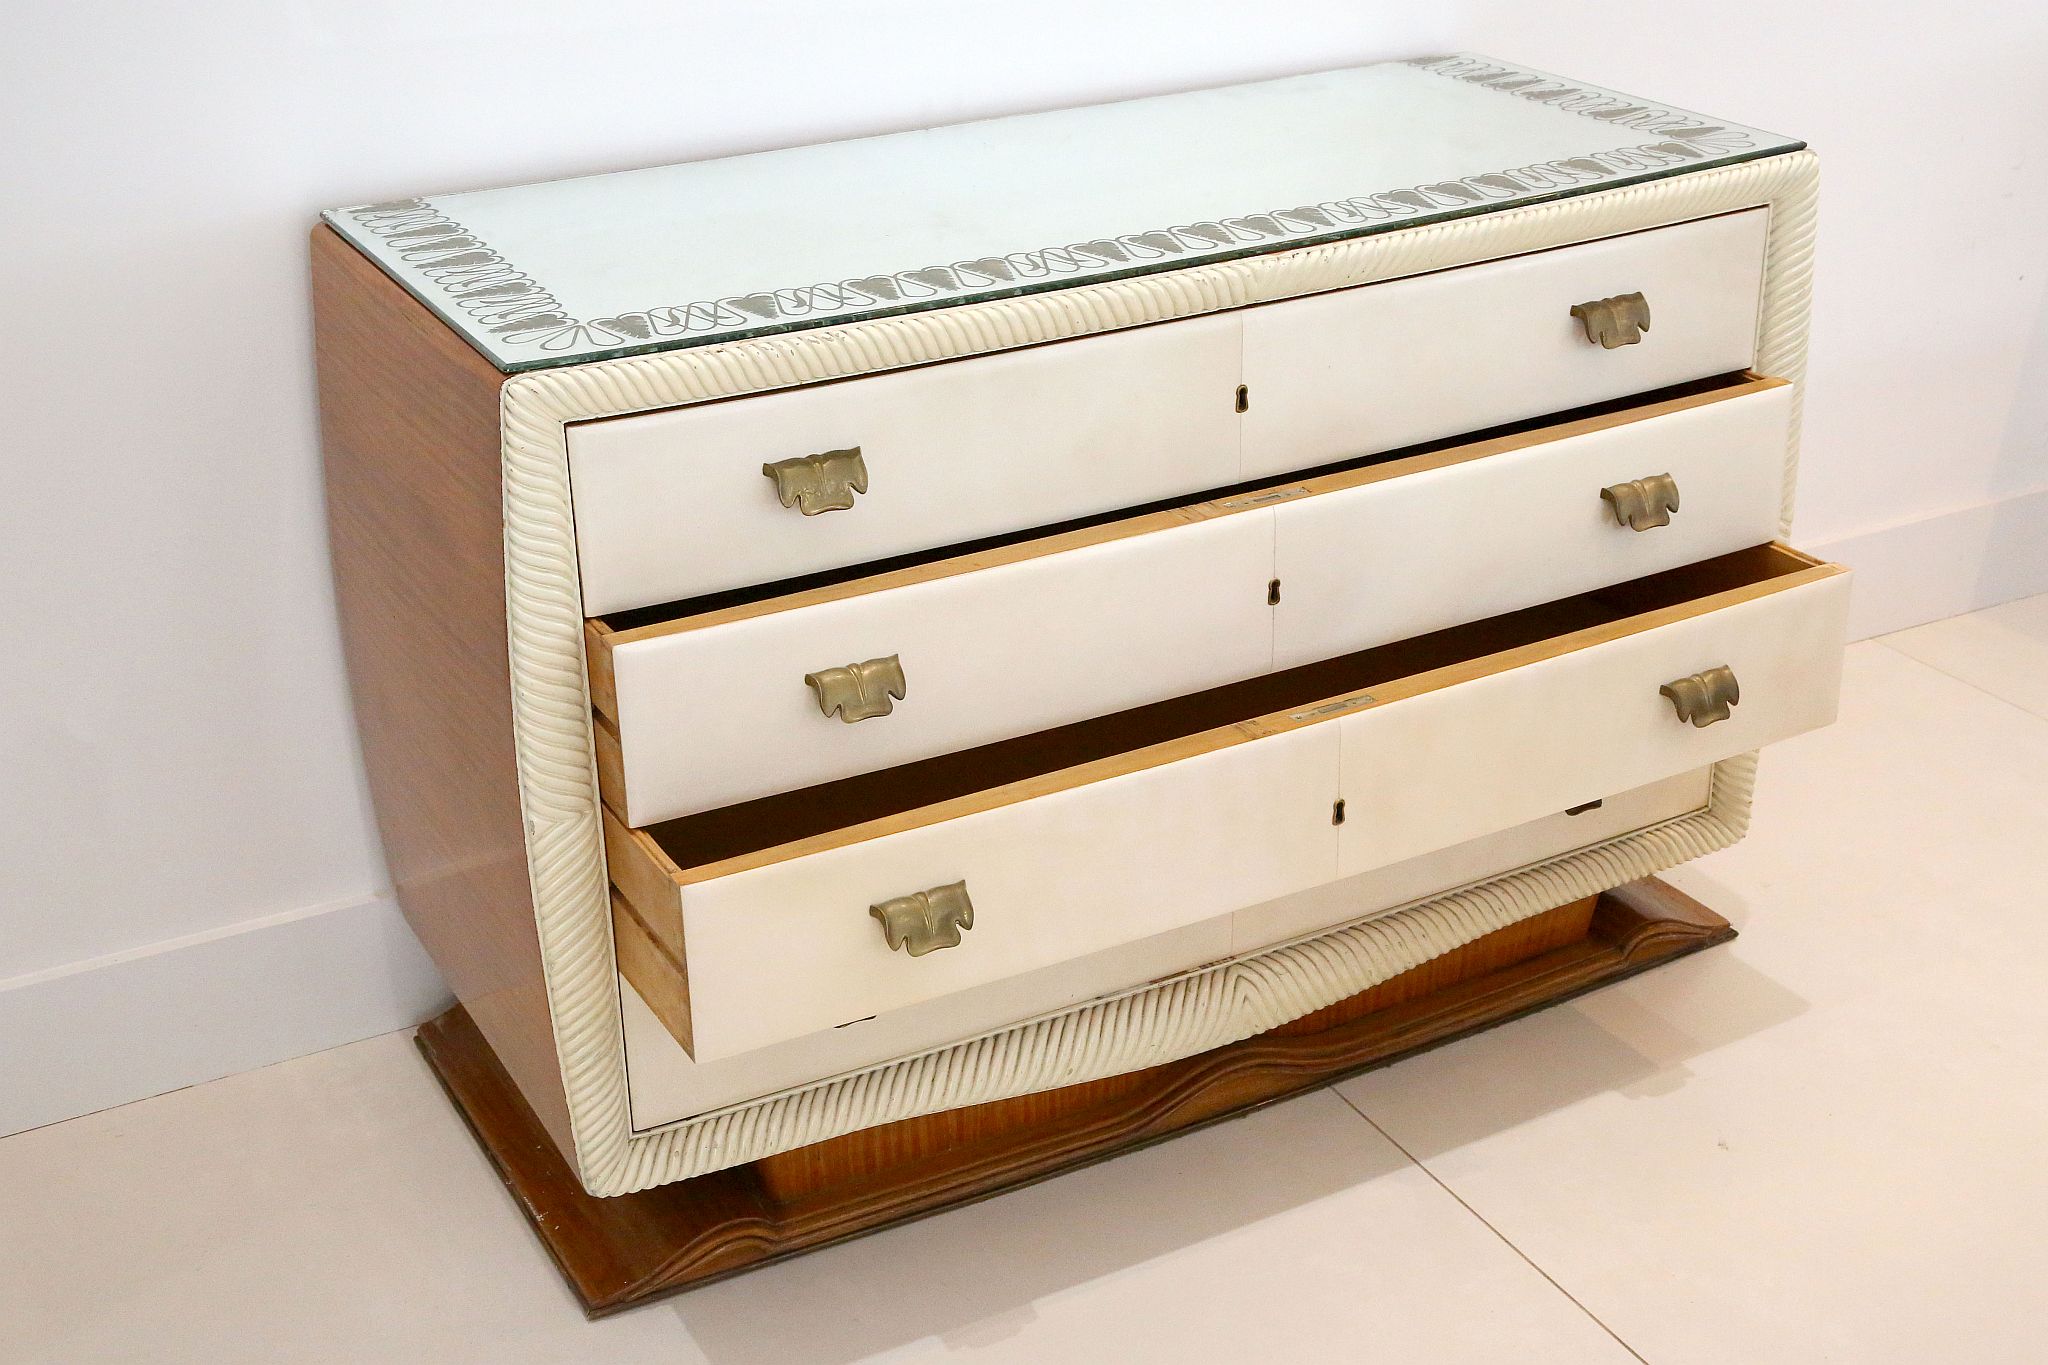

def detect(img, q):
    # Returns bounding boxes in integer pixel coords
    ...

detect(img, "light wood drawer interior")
[617,764,1717,1133]
[569,209,1769,619]
[606,543,1848,1063]
[591,511,1276,824]
[589,374,1789,826]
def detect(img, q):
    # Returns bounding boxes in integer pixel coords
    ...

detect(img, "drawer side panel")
[611,510,1275,824]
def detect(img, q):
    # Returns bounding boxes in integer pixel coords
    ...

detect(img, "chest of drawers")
[314,53,1836,1311]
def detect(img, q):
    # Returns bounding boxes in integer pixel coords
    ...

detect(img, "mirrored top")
[323,54,1801,372]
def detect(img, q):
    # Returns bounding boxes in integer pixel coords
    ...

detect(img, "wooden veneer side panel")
[311,225,577,1158]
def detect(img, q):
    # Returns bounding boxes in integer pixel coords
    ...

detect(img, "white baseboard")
[1805,486,2048,640]
[0,891,449,1138]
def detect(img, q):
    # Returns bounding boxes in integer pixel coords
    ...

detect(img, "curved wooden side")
[416,876,1731,1317]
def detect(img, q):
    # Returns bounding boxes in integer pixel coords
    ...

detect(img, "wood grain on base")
[418,877,1730,1315]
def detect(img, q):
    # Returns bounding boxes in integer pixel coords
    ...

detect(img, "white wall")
[4,2,2044,1133]
[1454,0,2048,635]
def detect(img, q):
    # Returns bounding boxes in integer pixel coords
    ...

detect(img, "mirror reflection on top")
[320,53,1801,372]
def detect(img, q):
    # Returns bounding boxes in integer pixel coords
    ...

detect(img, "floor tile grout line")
[1870,637,2048,728]
[1328,1087,1651,1365]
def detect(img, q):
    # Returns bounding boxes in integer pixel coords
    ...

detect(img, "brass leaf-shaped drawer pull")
[871,881,974,956]
[1602,473,1681,531]
[762,446,868,514]
[1571,291,1651,348]
[805,653,906,723]
[1660,664,1740,728]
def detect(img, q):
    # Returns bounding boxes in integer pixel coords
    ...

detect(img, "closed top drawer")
[1241,209,1770,476]
[589,375,1790,826]
[567,314,1243,616]
[569,209,1770,616]
[606,544,1849,1063]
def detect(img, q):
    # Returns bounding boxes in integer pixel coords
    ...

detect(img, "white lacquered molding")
[499,151,1814,1196]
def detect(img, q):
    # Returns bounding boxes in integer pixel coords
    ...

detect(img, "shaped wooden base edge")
[417,876,1732,1316]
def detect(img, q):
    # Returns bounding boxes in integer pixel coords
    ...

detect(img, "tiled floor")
[7,597,2048,1363]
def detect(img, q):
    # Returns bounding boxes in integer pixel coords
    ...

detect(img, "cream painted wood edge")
[499,151,1816,1196]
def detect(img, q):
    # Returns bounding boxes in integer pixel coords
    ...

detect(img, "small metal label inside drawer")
[1289,694,1376,721]
[1218,486,1312,509]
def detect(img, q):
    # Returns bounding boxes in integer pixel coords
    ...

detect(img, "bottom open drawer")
[607,544,1849,1063]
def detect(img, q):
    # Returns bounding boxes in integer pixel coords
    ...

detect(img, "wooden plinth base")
[418,876,1731,1316]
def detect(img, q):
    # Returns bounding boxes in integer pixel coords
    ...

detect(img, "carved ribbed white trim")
[498,152,1815,1196]
[1753,157,1819,535]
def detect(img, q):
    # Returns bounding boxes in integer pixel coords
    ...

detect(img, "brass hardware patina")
[1601,472,1681,531]
[1218,486,1311,510]
[871,881,975,956]
[1660,664,1740,728]
[1571,291,1651,348]
[1289,694,1376,722]
[805,654,906,723]
[763,446,869,514]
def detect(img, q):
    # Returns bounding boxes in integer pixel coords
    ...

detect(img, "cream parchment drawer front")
[666,727,1336,1063]
[602,513,1275,825]
[567,314,1244,615]
[1337,565,1850,877]
[1272,376,1793,668]
[1240,209,1770,478]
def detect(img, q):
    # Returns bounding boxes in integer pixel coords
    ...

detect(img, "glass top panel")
[323,53,1800,372]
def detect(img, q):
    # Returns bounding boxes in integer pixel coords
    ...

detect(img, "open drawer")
[606,544,1849,1062]
[588,374,1792,825]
